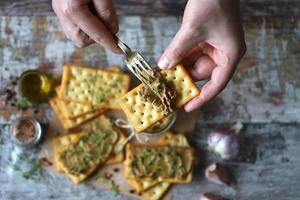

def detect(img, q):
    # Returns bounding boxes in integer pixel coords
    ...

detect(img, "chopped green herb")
[96,176,119,196]
[111,184,120,196]
[109,82,118,87]
[22,171,30,179]
[12,154,43,180]
[89,75,97,83]
[116,77,124,83]
[96,176,110,184]
[16,98,34,109]
[109,118,115,127]
[95,94,106,103]
[11,164,21,171]
[19,154,29,161]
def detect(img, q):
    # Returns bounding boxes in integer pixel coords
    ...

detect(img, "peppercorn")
[129,189,135,194]
[113,168,120,172]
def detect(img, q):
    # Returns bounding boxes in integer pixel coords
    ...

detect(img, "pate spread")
[58,116,119,176]
[129,146,192,179]
[137,68,176,115]
[59,130,113,176]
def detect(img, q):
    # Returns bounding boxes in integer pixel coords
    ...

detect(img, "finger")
[181,44,216,81]
[187,55,217,81]
[59,16,94,47]
[73,29,95,47]
[158,25,204,69]
[64,4,121,53]
[53,0,94,47]
[184,65,231,112]
[184,46,240,111]
[181,46,204,67]
[92,0,119,34]
[184,34,246,112]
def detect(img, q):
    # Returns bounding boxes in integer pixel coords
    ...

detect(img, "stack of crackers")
[53,115,126,184]
[50,64,130,130]
[125,132,197,200]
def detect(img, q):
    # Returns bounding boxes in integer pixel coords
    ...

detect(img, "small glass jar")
[136,113,177,144]
[18,70,53,103]
[11,116,43,148]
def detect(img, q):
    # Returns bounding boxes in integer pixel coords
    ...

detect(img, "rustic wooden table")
[1,1,300,200]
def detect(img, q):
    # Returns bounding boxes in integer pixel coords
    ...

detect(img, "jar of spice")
[11,117,43,148]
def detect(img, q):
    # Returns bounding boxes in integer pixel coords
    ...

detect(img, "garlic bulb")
[208,124,241,160]
[205,163,232,186]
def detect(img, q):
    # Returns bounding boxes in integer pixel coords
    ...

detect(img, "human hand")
[158,0,246,112]
[52,0,120,53]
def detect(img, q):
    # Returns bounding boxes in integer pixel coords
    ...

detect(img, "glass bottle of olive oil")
[18,70,53,103]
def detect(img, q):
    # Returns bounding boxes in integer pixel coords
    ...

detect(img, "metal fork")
[117,38,158,90]
[117,38,175,113]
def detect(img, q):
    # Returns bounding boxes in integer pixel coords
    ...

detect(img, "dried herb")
[96,176,120,196]
[130,146,189,179]
[111,184,120,196]
[16,98,34,110]
[95,94,106,103]
[11,154,43,181]
[109,118,115,127]
[59,130,112,175]
[11,164,21,171]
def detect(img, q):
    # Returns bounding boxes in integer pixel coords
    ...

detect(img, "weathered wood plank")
[0,0,300,18]
[1,123,300,200]
[1,16,300,123]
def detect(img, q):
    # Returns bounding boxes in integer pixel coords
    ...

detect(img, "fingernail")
[158,57,170,69]
[184,105,193,112]
[184,101,198,112]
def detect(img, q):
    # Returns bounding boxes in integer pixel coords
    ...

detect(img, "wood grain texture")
[1,1,300,199]
[1,123,300,200]
[0,0,300,18]
[1,16,300,123]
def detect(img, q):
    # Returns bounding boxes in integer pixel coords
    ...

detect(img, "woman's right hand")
[52,0,121,53]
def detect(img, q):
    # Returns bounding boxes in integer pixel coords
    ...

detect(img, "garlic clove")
[205,163,232,186]
[231,122,243,134]
[200,193,227,200]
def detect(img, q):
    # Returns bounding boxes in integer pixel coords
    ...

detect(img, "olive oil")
[18,70,53,103]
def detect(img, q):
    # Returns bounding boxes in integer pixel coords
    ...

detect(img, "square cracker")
[142,182,171,200]
[127,132,192,193]
[59,65,130,109]
[49,96,101,130]
[55,86,98,119]
[54,66,121,119]
[119,64,200,132]
[53,128,126,172]
[57,115,120,184]
[53,132,84,172]
[124,144,195,183]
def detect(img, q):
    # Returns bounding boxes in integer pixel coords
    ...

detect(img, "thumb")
[158,26,203,69]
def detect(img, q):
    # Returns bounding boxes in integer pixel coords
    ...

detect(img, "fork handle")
[116,38,132,56]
